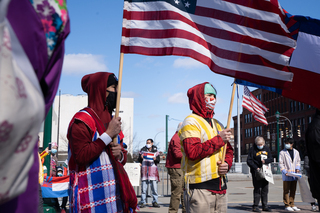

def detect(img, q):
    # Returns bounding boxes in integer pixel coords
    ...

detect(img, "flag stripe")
[121,36,292,81]
[123,3,294,48]
[242,86,268,125]
[122,28,291,69]
[122,0,296,89]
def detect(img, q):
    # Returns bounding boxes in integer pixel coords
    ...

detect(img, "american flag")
[121,0,296,89]
[242,86,268,125]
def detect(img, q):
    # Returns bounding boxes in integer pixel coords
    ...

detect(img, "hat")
[107,74,118,87]
[56,166,63,172]
[204,83,217,96]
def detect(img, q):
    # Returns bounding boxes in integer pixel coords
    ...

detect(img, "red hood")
[81,72,113,126]
[187,82,214,118]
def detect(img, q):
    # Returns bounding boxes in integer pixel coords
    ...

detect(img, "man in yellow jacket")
[179,82,233,213]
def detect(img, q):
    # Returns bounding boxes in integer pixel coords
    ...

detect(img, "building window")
[301,103,304,110]
[290,101,293,113]
[298,102,300,111]
[284,102,287,112]
[309,116,312,123]
[302,118,305,132]
[260,126,262,136]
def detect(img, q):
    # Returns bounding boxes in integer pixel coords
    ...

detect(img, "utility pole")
[43,107,53,175]
[275,111,280,162]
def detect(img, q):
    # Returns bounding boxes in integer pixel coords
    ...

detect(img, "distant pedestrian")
[247,136,273,212]
[304,155,317,211]
[166,122,186,213]
[138,139,161,208]
[50,142,58,177]
[305,108,320,212]
[279,138,301,212]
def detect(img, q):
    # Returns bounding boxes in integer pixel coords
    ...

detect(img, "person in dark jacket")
[166,122,186,213]
[305,109,320,212]
[138,139,161,208]
[247,136,273,212]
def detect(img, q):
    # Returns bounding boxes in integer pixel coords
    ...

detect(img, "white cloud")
[62,54,108,75]
[168,92,188,104]
[173,58,205,69]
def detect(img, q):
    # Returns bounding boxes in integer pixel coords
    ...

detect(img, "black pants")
[252,171,269,207]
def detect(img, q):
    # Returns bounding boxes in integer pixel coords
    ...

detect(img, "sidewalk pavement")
[136,174,317,213]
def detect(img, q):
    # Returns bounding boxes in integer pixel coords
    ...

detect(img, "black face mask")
[105,90,117,111]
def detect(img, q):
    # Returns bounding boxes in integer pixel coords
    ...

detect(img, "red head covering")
[187,82,214,118]
[81,72,117,127]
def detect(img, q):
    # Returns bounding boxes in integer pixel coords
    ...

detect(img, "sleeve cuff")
[99,133,112,146]
[119,151,124,163]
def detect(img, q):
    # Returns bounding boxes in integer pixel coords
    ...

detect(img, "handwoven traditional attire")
[0,0,69,212]
[67,72,137,213]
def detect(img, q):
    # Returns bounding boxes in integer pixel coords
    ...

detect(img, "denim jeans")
[141,180,158,204]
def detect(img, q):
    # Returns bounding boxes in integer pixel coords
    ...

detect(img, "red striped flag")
[242,86,268,125]
[121,0,296,89]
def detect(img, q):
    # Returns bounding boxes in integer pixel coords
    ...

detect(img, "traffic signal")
[267,130,270,139]
[280,129,283,138]
[285,128,289,138]
[297,125,301,137]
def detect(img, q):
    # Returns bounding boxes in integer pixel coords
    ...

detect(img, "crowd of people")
[2,60,320,213]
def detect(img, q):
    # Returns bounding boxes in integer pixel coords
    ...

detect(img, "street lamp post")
[275,111,280,162]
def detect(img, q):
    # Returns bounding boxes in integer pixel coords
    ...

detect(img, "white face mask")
[285,144,291,149]
[205,96,216,110]
[146,144,152,149]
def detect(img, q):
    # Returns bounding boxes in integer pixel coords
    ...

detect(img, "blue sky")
[59,0,320,152]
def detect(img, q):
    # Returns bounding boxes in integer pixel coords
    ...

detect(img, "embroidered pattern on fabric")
[78,180,116,194]
[15,134,32,153]
[77,164,113,177]
[15,78,27,98]
[29,0,68,58]
[80,195,122,211]
[0,121,13,143]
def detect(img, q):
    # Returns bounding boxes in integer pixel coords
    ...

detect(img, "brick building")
[233,88,317,161]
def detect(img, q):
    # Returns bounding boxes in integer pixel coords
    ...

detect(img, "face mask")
[146,144,152,149]
[285,144,291,149]
[105,91,117,111]
[51,149,57,154]
[205,96,216,110]
[257,145,264,150]
[57,173,63,177]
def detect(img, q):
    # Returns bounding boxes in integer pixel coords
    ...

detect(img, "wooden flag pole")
[221,82,236,162]
[113,53,124,144]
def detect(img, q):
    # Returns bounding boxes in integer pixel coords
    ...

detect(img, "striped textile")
[121,0,296,89]
[68,110,123,213]
[140,151,160,181]
[242,86,268,125]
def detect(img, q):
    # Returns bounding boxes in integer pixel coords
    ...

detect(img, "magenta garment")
[0,0,70,212]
